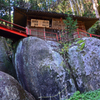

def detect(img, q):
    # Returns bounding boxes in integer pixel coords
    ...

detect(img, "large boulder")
[68,37,100,92]
[14,37,76,100]
[0,37,16,78]
[0,71,35,100]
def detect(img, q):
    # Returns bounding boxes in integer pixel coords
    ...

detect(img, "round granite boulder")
[15,37,76,100]
[0,71,35,100]
[68,37,100,92]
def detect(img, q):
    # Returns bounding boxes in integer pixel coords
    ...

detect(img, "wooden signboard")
[52,18,66,30]
[31,19,49,28]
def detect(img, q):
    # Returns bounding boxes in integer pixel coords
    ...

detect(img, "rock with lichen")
[0,71,35,100]
[68,37,100,92]
[14,37,76,100]
[0,37,16,78]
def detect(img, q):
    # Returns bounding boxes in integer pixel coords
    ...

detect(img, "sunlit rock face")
[15,37,76,100]
[68,37,100,92]
[0,71,35,100]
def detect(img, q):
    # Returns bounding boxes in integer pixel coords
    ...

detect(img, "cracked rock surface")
[68,37,100,92]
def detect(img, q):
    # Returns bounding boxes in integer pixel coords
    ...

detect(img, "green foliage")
[63,15,78,35]
[68,89,100,100]
[88,21,100,37]
[60,42,72,64]
[79,43,85,50]
[98,2,100,6]
[60,43,71,55]
[29,0,54,11]
[60,16,77,63]
[60,15,77,44]
[77,40,85,51]
[56,1,73,14]
[77,40,84,44]
[80,43,85,50]
[82,2,96,18]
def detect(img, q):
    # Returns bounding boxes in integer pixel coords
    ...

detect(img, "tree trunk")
[72,0,79,15]
[80,0,85,14]
[76,0,82,16]
[69,0,75,15]
[92,0,99,18]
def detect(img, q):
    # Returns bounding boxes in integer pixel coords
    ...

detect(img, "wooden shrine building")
[14,7,99,41]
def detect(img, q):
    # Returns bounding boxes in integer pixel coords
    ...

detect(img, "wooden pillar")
[44,28,46,40]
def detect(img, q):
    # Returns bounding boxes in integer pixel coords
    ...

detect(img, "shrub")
[68,89,100,100]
